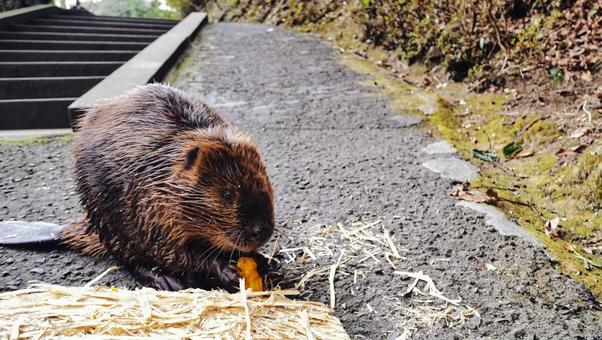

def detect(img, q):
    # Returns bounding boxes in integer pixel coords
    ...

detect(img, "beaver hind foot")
[60,217,108,257]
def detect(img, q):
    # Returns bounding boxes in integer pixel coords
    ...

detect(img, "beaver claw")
[129,265,187,291]
[214,261,240,292]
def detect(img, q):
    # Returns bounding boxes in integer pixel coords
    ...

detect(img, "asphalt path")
[1,23,600,339]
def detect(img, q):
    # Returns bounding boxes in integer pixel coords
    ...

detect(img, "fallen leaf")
[556,148,577,157]
[485,188,500,200]
[581,71,593,82]
[544,217,561,238]
[502,142,523,159]
[473,149,497,162]
[450,184,498,204]
[514,149,535,158]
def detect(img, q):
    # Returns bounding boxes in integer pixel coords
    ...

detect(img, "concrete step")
[0,39,147,50]
[49,14,178,25]
[0,97,73,129]
[0,50,138,61]
[10,24,165,36]
[30,18,174,30]
[0,61,122,77]
[0,31,157,42]
[0,76,104,99]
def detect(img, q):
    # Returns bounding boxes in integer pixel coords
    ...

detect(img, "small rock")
[1,271,9,277]
[35,257,47,264]
[30,267,45,275]
[464,315,482,330]
[4,258,14,265]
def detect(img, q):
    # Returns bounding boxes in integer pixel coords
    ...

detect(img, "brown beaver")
[59,83,275,291]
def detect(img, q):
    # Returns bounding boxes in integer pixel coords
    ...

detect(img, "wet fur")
[62,84,274,283]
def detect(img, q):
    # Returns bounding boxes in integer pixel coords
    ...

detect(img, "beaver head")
[173,126,274,254]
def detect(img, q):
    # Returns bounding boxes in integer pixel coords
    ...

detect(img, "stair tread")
[0,76,105,80]
[50,14,178,24]
[0,31,158,39]
[31,18,173,29]
[0,61,123,65]
[0,97,78,102]
[11,24,167,34]
[0,39,147,45]
[0,49,140,53]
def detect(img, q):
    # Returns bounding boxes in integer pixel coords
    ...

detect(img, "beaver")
[33,84,274,291]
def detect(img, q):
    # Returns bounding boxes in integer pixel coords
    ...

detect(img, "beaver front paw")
[214,261,240,292]
[129,265,187,291]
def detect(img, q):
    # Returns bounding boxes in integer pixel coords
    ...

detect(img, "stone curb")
[419,140,545,249]
[68,12,208,127]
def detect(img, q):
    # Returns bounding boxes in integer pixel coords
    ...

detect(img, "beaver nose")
[250,222,272,243]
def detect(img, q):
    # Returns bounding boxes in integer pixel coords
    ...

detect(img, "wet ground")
[1,23,601,339]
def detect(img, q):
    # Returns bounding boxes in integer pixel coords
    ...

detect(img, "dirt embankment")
[192,0,602,298]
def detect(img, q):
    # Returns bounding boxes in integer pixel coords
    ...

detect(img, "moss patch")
[340,55,602,299]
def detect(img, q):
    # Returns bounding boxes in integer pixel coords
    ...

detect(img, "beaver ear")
[184,146,200,170]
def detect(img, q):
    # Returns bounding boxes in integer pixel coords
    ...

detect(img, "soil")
[1,23,601,339]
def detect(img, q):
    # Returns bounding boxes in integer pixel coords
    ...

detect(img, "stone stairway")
[0,8,178,129]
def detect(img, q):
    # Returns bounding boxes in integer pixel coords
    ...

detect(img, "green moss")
[339,55,602,300]
[164,48,195,85]
[521,120,561,146]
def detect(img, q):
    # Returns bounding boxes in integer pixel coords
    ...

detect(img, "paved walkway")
[1,23,600,338]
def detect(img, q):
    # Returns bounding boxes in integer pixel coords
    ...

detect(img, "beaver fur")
[61,84,275,290]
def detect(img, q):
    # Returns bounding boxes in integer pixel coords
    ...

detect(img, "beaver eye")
[223,190,234,203]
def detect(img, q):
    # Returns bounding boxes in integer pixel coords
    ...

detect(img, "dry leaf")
[555,148,571,156]
[581,71,593,82]
[544,217,561,238]
[514,149,535,158]
[450,184,497,204]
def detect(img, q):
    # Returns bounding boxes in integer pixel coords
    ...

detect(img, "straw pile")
[0,278,348,339]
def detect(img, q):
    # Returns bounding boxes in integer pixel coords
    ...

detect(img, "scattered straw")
[0,282,348,339]
[328,251,345,309]
[83,266,118,288]
[239,279,252,340]
[300,309,314,340]
[395,271,461,306]
[296,267,331,290]
[266,235,281,265]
